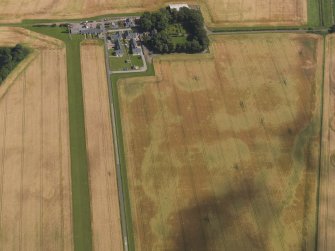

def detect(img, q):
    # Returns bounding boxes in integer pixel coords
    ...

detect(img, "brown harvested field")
[118,33,323,251]
[200,0,307,27]
[0,0,307,27]
[80,41,123,251]
[0,27,73,250]
[318,34,335,251]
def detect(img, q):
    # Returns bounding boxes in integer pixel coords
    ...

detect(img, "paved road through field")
[103,34,129,251]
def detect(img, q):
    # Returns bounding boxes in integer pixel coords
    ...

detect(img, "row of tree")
[0,44,29,84]
[139,7,209,53]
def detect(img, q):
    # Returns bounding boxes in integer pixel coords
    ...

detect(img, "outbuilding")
[168,3,189,11]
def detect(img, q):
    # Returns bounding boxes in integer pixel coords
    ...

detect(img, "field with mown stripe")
[0,27,73,251]
[80,40,123,251]
[318,34,335,251]
[118,33,323,251]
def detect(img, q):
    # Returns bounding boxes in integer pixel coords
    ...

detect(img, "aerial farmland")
[118,33,323,251]
[0,0,309,27]
[0,27,73,250]
[318,33,335,251]
[0,1,334,251]
[80,40,123,251]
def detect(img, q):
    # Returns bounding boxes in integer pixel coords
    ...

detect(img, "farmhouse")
[130,38,142,55]
[111,31,123,40]
[114,39,124,57]
[124,18,136,28]
[168,3,189,11]
[125,30,137,40]
[80,28,102,35]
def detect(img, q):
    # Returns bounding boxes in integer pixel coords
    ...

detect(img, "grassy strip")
[315,34,327,251]
[0,11,143,28]
[24,26,93,251]
[110,63,155,251]
[211,25,307,32]
[19,12,142,25]
[308,0,322,27]
[321,0,335,26]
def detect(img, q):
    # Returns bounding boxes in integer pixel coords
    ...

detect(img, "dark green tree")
[139,12,153,31]
[0,44,29,84]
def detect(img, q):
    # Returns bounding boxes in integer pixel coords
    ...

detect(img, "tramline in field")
[0,27,73,250]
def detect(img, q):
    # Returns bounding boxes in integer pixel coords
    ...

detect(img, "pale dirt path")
[318,34,335,251]
[81,40,123,251]
[0,27,73,251]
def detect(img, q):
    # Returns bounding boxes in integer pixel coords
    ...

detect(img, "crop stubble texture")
[318,34,335,251]
[0,27,73,251]
[0,0,307,27]
[80,41,123,251]
[118,33,323,251]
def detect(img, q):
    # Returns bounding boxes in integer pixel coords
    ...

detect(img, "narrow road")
[103,34,129,251]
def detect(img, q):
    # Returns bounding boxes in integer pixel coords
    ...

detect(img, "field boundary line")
[19,71,26,251]
[56,49,65,251]
[0,88,8,242]
[40,50,44,250]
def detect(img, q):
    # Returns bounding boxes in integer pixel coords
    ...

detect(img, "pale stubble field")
[118,33,323,251]
[0,0,307,27]
[80,41,123,251]
[0,27,73,251]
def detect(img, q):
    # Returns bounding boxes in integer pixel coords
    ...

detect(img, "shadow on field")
[169,177,281,251]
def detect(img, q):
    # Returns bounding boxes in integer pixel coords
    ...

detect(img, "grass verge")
[321,0,335,26]
[308,0,322,27]
[315,34,327,250]
[24,26,93,251]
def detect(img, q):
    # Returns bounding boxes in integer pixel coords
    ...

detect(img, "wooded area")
[139,7,209,53]
[0,44,29,84]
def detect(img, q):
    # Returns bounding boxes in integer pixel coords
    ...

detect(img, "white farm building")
[168,3,189,11]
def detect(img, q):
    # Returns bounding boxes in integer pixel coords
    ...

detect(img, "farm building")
[114,39,124,57]
[124,18,136,28]
[111,31,123,40]
[79,28,102,35]
[168,3,189,11]
[115,49,123,57]
[125,30,137,40]
[130,38,141,55]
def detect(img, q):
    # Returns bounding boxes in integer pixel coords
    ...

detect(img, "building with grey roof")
[125,30,137,40]
[111,31,123,40]
[115,49,123,57]
[79,28,102,35]
[130,38,142,55]
[114,39,124,57]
